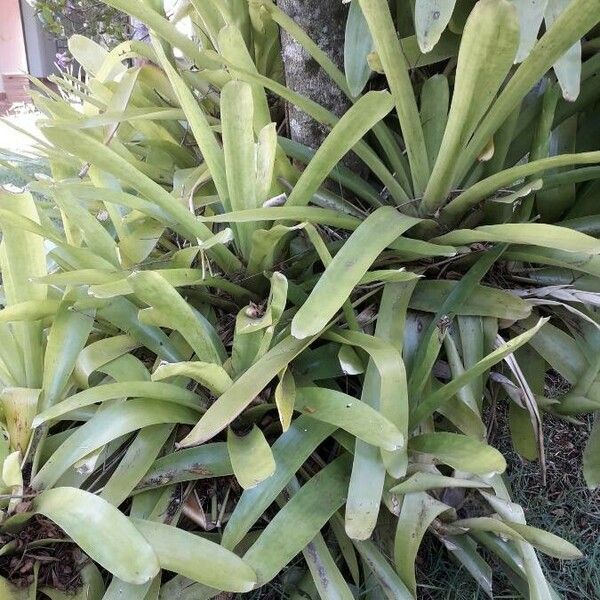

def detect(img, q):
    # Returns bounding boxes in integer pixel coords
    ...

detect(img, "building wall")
[19,0,58,78]
[0,0,28,83]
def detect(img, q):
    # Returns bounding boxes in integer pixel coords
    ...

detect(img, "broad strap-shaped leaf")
[40,290,96,411]
[454,517,582,559]
[100,424,173,506]
[286,91,394,207]
[228,425,276,489]
[302,533,355,600]
[441,150,600,222]
[421,0,519,214]
[0,388,39,453]
[390,471,491,494]
[178,334,314,447]
[0,189,47,388]
[31,399,197,490]
[352,538,414,600]
[453,0,600,189]
[152,361,233,396]
[546,0,582,101]
[292,207,420,339]
[33,381,204,426]
[75,335,140,387]
[274,368,295,432]
[295,387,404,451]
[344,0,374,97]
[394,492,452,595]
[408,432,506,474]
[415,0,458,53]
[221,79,260,258]
[29,487,159,584]
[128,271,226,364]
[243,454,351,584]
[512,0,548,62]
[131,519,257,592]
[421,74,449,169]
[409,280,531,320]
[411,318,547,425]
[40,127,240,273]
[136,443,232,492]
[358,0,430,193]
[222,416,335,550]
[433,222,600,254]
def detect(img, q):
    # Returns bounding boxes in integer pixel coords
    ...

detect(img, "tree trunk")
[277,0,350,151]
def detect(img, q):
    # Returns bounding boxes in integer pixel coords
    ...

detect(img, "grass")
[415,409,600,600]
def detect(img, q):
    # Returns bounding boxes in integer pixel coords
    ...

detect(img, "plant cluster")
[30,0,130,45]
[1,0,600,598]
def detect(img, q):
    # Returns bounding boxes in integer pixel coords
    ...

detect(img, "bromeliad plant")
[1,0,600,598]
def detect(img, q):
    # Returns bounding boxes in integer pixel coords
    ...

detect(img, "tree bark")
[277,0,350,151]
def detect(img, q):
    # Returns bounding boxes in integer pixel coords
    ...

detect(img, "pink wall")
[0,0,27,75]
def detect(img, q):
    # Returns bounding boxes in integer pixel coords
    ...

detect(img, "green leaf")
[409,280,531,320]
[31,399,197,490]
[303,533,355,600]
[40,291,95,411]
[421,74,449,169]
[454,0,600,188]
[433,222,600,254]
[408,432,506,474]
[512,0,547,62]
[390,472,491,495]
[178,335,314,447]
[101,425,173,506]
[440,534,493,597]
[454,518,583,559]
[223,416,335,550]
[584,417,600,489]
[411,318,547,425]
[75,335,140,387]
[136,443,232,492]
[441,151,600,222]
[296,387,404,451]
[152,361,233,396]
[1,387,39,453]
[352,539,414,600]
[344,0,374,97]
[415,0,458,53]
[221,79,259,258]
[243,454,351,584]
[100,0,220,69]
[0,190,47,388]
[421,0,519,214]
[394,492,451,595]
[33,381,204,426]
[217,25,272,132]
[68,35,120,78]
[40,127,240,273]
[131,519,257,592]
[29,487,159,584]
[357,0,429,193]
[228,425,276,489]
[292,207,419,339]
[275,368,296,432]
[286,92,394,207]
[128,271,225,364]
[546,0,582,101]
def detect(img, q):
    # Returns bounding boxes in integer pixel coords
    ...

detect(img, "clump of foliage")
[0,0,599,598]
[30,0,130,45]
